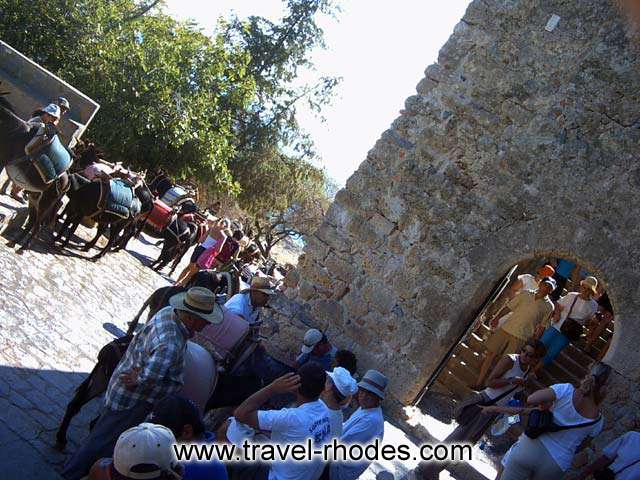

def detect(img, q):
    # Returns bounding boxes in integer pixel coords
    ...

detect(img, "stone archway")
[269,0,640,447]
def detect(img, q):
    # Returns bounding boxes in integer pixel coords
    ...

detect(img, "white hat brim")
[301,344,315,354]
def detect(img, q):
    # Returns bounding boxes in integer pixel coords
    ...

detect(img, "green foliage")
[0,0,255,192]
[223,0,340,249]
[0,0,339,249]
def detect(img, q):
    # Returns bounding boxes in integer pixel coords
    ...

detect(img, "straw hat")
[248,277,276,296]
[580,276,598,296]
[169,287,223,324]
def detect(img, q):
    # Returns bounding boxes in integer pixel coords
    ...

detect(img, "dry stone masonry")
[269,0,640,447]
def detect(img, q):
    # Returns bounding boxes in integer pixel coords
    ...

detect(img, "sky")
[164,0,471,186]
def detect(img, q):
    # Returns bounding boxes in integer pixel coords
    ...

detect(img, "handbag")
[594,458,640,480]
[455,381,524,425]
[560,296,584,342]
[525,409,601,439]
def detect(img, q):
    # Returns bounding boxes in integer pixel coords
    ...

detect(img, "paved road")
[0,191,492,480]
[0,193,176,479]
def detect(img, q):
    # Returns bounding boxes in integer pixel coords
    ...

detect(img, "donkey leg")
[17,189,65,253]
[83,223,105,252]
[91,224,119,261]
[55,375,93,448]
[59,220,80,250]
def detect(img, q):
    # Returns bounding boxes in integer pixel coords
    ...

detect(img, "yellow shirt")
[501,290,554,340]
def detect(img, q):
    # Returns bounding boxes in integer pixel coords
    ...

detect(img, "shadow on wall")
[0,365,97,480]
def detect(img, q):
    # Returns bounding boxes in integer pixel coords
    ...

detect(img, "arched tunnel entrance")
[410,256,615,476]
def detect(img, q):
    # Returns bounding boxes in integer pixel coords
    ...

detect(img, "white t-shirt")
[518,274,538,292]
[330,407,385,480]
[553,292,598,331]
[539,383,604,471]
[602,431,640,480]
[258,400,332,480]
[320,400,344,438]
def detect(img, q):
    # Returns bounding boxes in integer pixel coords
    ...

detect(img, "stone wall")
[268,0,640,446]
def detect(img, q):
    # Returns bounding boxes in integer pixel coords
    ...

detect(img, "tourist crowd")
[417,259,637,480]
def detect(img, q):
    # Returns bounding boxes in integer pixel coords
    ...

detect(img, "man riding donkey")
[62,287,223,480]
[10,97,71,203]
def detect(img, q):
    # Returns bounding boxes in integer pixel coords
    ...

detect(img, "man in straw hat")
[534,276,600,373]
[225,276,276,324]
[63,287,223,480]
[330,369,387,480]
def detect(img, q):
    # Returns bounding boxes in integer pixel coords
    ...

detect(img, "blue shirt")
[182,431,229,480]
[296,346,337,370]
[224,292,259,323]
[555,259,576,278]
[330,407,385,480]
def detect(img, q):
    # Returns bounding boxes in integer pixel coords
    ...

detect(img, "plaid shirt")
[105,307,189,411]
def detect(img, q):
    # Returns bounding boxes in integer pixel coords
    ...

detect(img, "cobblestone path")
[0,193,176,479]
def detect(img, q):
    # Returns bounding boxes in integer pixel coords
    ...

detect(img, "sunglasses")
[522,349,537,358]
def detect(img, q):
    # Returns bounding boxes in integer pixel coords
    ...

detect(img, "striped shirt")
[105,306,189,411]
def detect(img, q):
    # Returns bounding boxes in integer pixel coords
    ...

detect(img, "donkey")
[54,177,150,261]
[0,90,70,252]
[149,215,200,272]
[55,271,231,448]
[81,182,154,261]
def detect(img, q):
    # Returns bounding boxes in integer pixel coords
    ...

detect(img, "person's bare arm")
[486,355,520,389]
[527,387,556,405]
[234,373,301,429]
[570,454,614,480]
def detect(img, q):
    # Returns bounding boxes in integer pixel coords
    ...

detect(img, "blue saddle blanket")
[105,179,134,218]
[32,136,72,184]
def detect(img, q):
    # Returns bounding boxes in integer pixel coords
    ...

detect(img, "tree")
[223,0,339,207]
[0,0,255,192]
[221,0,340,250]
[241,152,332,257]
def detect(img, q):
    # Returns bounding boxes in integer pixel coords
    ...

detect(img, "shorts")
[484,328,525,356]
[190,245,206,263]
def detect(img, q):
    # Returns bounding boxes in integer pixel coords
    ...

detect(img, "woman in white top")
[175,217,230,286]
[535,276,599,373]
[483,362,610,480]
[418,340,547,479]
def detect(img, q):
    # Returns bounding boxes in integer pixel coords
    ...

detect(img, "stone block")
[324,253,358,283]
[310,299,344,327]
[361,279,396,315]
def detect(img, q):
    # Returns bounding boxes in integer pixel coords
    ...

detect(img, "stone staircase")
[434,321,614,402]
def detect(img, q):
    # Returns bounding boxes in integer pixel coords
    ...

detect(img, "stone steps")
[429,315,612,404]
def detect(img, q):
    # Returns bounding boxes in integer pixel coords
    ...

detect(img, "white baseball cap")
[327,367,358,397]
[42,103,61,119]
[301,328,324,354]
[113,423,180,479]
